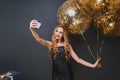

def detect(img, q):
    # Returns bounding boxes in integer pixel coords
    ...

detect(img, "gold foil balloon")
[77,0,108,17]
[107,0,120,15]
[57,0,92,35]
[94,14,120,37]
[77,0,120,17]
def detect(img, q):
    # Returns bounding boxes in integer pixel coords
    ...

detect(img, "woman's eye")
[59,32,63,34]
[56,30,58,32]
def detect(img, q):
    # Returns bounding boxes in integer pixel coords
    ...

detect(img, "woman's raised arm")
[29,20,52,48]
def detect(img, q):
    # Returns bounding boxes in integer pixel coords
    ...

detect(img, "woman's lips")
[55,35,60,38]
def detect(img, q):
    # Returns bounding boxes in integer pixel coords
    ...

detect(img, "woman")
[29,19,101,80]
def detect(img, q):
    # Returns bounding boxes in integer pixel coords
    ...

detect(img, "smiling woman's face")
[54,27,64,40]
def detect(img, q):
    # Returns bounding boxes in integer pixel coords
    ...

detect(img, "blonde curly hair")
[49,25,71,61]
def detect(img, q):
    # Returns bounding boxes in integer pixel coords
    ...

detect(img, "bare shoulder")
[46,40,53,48]
[69,44,72,48]
[68,44,74,52]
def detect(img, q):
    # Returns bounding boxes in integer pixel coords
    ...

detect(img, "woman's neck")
[57,42,64,47]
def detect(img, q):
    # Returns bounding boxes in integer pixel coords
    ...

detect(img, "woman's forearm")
[30,28,41,42]
[30,28,47,46]
[77,58,96,68]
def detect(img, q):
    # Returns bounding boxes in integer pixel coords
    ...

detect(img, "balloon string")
[81,32,104,61]
[97,39,104,59]
[96,32,99,59]
[99,40,104,54]
[81,33,96,60]
[96,32,105,59]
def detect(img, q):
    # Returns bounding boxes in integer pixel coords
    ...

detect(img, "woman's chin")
[55,38,61,41]
[55,37,60,40]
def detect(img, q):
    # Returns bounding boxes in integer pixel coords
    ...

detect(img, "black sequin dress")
[51,46,74,80]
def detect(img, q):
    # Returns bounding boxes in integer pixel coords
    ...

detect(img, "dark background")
[0,0,120,80]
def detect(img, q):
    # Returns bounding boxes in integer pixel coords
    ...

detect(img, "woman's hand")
[30,19,41,29]
[93,57,101,68]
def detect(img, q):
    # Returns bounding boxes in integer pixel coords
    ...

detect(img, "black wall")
[0,0,120,80]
